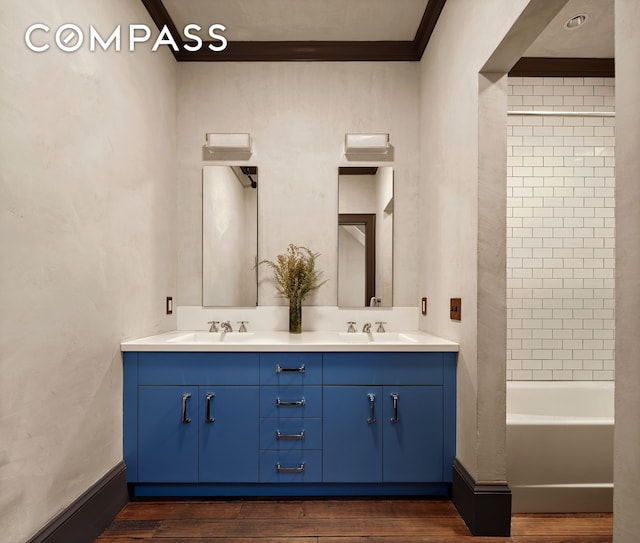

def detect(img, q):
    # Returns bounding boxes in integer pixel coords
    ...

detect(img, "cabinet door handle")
[276,397,305,407]
[367,393,376,424]
[181,393,192,424]
[390,392,399,424]
[276,462,305,473]
[276,363,305,374]
[205,393,215,423]
[276,430,305,440]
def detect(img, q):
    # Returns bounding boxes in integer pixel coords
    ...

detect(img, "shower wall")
[507,77,615,381]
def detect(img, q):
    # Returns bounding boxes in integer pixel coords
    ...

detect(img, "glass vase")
[289,296,302,333]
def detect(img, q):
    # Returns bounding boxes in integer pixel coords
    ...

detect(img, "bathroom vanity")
[121,331,457,497]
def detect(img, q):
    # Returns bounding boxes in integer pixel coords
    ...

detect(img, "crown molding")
[140,0,446,62]
[141,1,613,70]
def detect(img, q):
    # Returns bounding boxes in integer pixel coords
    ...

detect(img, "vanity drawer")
[138,353,259,385]
[260,418,322,450]
[259,451,321,482]
[260,386,322,418]
[323,352,444,385]
[260,353,322,385]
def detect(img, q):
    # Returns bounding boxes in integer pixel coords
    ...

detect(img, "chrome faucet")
[220,321,233,333]
[347,321,357,333]
[208,320,220,332]
[375,321,387,333]
[362,323,372,333]
[237,321,248,333]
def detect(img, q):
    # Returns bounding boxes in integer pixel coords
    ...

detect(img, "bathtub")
[506,381,614,513]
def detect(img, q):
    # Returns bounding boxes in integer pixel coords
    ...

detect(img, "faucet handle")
[237,321,248,333]
[347,321,357,333]
[207,320,220,332]
[375,321,387,333]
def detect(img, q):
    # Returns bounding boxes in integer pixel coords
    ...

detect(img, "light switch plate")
[450,298,461,320]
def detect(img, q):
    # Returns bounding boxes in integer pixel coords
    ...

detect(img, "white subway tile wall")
[507,77,615,381]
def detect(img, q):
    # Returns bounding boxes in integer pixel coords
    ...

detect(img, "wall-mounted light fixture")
[205,133,252,154]
[344,133,390,155]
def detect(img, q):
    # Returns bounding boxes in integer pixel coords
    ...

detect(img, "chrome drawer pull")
[276,363,306,374]
[367,393,376,424]
[390,392,399,424]
[276,430,305,440]
[276,397,305,407]
[276,462,305,473]
[181,393,192,424]
[205,393,215,423]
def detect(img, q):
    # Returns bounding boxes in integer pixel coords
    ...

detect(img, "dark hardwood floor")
[95,499,613,542]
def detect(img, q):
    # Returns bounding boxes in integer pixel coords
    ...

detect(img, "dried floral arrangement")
[258,243,327,303]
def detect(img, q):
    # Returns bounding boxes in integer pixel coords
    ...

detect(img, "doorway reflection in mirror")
[338,166,393,308]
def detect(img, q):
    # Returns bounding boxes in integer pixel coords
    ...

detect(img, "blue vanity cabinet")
[323,352,449,484]
[258,353,323,483]
[123,348,456,496]
[125,352,260,485]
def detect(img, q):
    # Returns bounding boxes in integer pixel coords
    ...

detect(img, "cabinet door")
[383,386,444,482]
[138,386,198,482]
[323,386,382,482]
[199,386,259,482]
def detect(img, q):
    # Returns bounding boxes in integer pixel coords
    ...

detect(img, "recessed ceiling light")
[564,14,588,30]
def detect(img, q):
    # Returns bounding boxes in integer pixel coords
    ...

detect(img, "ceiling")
[141,0,443,61]
[526,0,614,58]
[142,0,614,71]
[163,0,429,42]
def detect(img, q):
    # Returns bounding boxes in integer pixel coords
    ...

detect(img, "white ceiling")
[163,0,430,42]
[159,0,613,58]
[525,0,614,58]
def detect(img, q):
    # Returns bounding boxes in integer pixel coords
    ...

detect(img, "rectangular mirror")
[338,166,393,307]
[203,166,258,307]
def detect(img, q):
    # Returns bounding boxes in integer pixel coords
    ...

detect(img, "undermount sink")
[337,332,419,344]
[168,331,280,344]
[338,332,373,343]
[166,331,421,345]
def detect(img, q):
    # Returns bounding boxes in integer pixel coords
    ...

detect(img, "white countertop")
[120,330,459,353]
